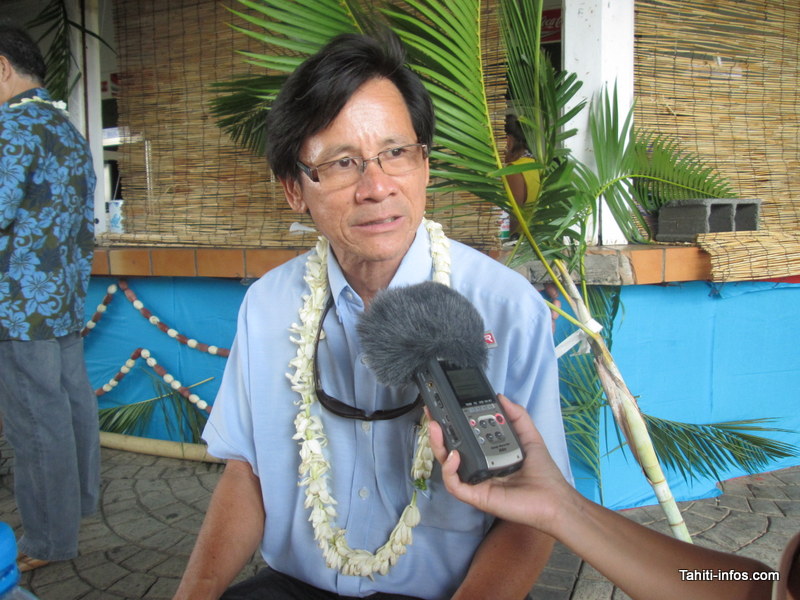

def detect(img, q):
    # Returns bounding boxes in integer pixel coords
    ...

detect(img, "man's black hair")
[265,33,434,182]
[0,25,46,84]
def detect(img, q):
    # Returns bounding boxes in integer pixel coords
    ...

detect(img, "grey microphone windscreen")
[357,281,488,387]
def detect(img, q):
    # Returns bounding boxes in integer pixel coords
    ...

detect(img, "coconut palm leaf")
[382,0,505,206]
[643,415,796,483]
[587,86,737,242]
[210,0,367,156]
[630,130,736,213]
[99,375,209,444]
[26,0,113,102]
[558,285,621,489]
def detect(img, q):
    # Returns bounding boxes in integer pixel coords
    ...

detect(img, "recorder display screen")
[442,364,493,405]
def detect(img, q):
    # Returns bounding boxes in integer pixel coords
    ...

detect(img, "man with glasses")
[175,33,571,600]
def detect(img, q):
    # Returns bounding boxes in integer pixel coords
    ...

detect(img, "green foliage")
[210,0,371,155]
[26,0,113,102]
[209,0,795,484]
[644,415,796,482]
[558,286,622,492]
[98,373,208,444]
[383,0,502,205]
[584,87,736,242]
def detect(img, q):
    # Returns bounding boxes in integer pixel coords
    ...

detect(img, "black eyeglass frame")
[296,143,429,184]
[313,297,422,421]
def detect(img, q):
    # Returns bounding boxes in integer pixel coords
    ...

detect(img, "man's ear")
[0,56,11,83]
[280,177,308,214]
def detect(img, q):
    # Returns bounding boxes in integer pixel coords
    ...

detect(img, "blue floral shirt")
[0,88,96,341]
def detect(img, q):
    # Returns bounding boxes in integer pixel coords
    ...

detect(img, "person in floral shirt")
[0,25,100,573]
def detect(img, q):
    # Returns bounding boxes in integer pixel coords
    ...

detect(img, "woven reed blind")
[105,0,498,250]
[634,0,800,279]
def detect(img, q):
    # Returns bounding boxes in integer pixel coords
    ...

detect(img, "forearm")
[555,491,773,600]
[173,460,265,600]
[452,520,554,600]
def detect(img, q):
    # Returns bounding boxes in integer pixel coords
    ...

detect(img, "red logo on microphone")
[484,331,497,348]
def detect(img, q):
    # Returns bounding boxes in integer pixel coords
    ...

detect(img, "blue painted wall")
[85,276,800,509]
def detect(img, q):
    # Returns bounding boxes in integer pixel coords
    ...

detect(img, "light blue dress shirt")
[204,222,572,599]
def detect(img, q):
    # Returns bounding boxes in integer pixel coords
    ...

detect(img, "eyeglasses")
[313,297,422,421]
[297,143,428,189]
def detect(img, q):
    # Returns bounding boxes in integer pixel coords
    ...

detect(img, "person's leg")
[0,339,82,560]
[220,566,425,600]
[221,567,336,600]
[59,332,100,518]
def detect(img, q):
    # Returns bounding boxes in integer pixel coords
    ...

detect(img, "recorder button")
[495,413,506,425]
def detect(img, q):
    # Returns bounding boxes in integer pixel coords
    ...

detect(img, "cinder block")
[656,198,761,242]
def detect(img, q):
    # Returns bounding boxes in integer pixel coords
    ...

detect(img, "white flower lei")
[286,218,451,578]
[7,96,68,115]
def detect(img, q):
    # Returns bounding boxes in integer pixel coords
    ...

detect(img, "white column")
[562,0,634,245]
[67,0,105,233]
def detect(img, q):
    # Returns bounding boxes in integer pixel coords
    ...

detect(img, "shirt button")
[359,487,369,499]
[361,421,371,433]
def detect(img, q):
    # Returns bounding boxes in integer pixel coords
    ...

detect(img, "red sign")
[542,9,562,43]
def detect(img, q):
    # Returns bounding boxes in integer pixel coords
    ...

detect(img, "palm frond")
[560,353,604,486]
[643,414,796,483]
[210,0,366,156]
[26,0,114,102]
[98,373,209,443]
[383,0,504,205]
[586,85,737,242]
[630,130,736,212]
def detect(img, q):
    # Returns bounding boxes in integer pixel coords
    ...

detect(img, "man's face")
[282,77,429,279]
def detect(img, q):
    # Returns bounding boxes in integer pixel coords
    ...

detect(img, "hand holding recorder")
[429,396,784,600]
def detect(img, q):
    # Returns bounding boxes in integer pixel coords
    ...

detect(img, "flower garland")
[286,218,450,577]
[7,96,68,115]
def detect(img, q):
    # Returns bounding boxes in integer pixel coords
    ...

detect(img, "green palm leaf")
[382,0,504,205]
[587,86,736,242]
[26,0,113,102]
[643,415,796,483]
[210,0,366,155]
[99,374,209,444]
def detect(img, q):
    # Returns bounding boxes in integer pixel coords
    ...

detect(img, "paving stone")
[776,498,800,515]
[105,571,158,597]
[570,577,615,599]
[716,493,753,513]
[749,484,790,500]
[2,439,798,600]
[749,497,786,517]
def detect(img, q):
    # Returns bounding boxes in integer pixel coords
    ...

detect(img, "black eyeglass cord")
[313,296,422,421]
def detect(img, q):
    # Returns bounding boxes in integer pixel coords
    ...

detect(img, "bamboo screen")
[635,0,800,279]
[105,0,499,250]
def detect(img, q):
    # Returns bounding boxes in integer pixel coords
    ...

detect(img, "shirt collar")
[326,220,434,310]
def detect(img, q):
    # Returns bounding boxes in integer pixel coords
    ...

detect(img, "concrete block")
[656,198,761,242]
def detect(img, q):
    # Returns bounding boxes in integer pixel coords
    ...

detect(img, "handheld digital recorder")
[414,359,525,485]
